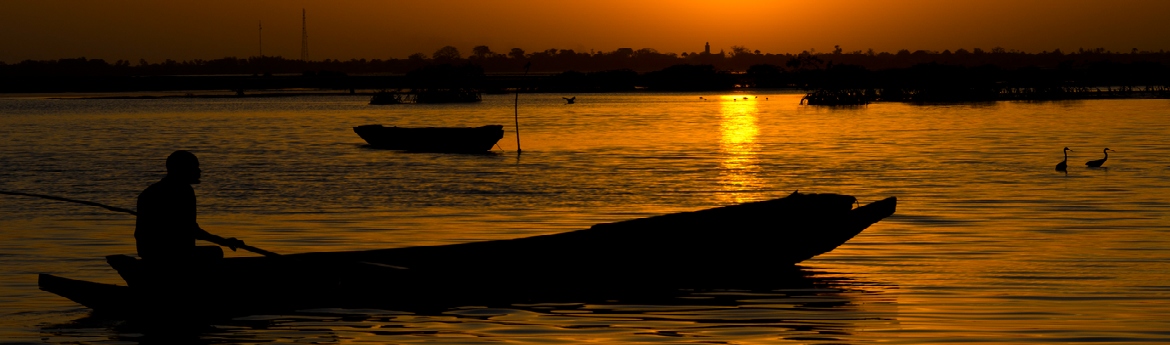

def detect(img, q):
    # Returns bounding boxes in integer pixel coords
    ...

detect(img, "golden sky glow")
[3,0,1170,62]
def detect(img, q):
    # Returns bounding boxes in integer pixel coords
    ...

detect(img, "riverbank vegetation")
[3,45,1168,101]
[6,46,1170,76]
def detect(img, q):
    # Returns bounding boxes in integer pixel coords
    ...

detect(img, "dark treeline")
[774,59,1170,103]
[2,46,1170,99]
[6,46,1170,76]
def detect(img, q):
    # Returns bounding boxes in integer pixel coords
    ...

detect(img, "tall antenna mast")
[300,9,309,61]
[258,21,263,56]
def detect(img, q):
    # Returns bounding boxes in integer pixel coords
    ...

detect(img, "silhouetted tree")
[634,48,659,57]
[729,46,753,57]
[472,45,494,59]
[508,48,525,59]
[612,48,635,58]
[432,46,462,61]
[786,52,823,70]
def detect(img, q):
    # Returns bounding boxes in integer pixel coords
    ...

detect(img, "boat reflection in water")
[41,267,899,344]
[718,96,763,204]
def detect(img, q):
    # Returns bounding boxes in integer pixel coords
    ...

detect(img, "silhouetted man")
[135,150,244,263]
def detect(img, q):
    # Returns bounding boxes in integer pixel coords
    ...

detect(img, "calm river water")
[1,92,1169,344]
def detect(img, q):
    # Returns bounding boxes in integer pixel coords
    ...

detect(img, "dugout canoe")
[353,124,504,153]
[39,192,896,318]
[293,191,896,273]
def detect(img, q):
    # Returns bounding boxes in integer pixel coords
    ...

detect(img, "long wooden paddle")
[1,190,279,257]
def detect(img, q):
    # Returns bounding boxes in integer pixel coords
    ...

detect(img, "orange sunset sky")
[3,0,1169,63]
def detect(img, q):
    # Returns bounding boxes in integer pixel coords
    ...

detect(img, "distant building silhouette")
[698,42,723,59]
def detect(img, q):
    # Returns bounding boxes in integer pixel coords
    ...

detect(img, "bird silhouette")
[563,96,576,104]
[1056,147,1071,172]
[1085,148,1113,167]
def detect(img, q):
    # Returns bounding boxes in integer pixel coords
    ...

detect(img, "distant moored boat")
[353,124,504,153]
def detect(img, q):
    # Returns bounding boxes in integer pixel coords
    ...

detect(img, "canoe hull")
[353,124,504,152]
[294,192,897,274]
[40,192,896,318]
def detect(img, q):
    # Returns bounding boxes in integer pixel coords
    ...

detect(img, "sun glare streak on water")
[0,93,1169,344]
[718,96,761,204]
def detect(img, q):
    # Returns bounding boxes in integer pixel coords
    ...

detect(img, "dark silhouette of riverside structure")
[801,89,869,105]
[1056,147,1071,172]
[1086,148,1113,167]
[642,64,735,91]
[402,64,484,103]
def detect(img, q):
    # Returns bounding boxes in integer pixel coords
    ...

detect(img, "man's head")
[166,150,201,184]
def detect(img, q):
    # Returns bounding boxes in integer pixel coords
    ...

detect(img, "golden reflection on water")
[717,96,762,203]
[6,96,1170,344]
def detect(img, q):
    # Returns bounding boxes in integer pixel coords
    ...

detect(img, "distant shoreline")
[2,69,1165,103]
[11,88,1161,104]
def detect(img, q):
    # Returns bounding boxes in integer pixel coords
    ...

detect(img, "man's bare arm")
[193,225,245,251]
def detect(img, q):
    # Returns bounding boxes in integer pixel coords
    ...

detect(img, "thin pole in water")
[515,62,530,154]
[514,90,520,154]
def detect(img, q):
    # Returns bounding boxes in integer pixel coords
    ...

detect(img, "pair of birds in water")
[1056,147,1113,171]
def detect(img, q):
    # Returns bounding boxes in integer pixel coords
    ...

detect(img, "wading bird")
[1056,147,1071,172]
[1085,148,1113,167]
